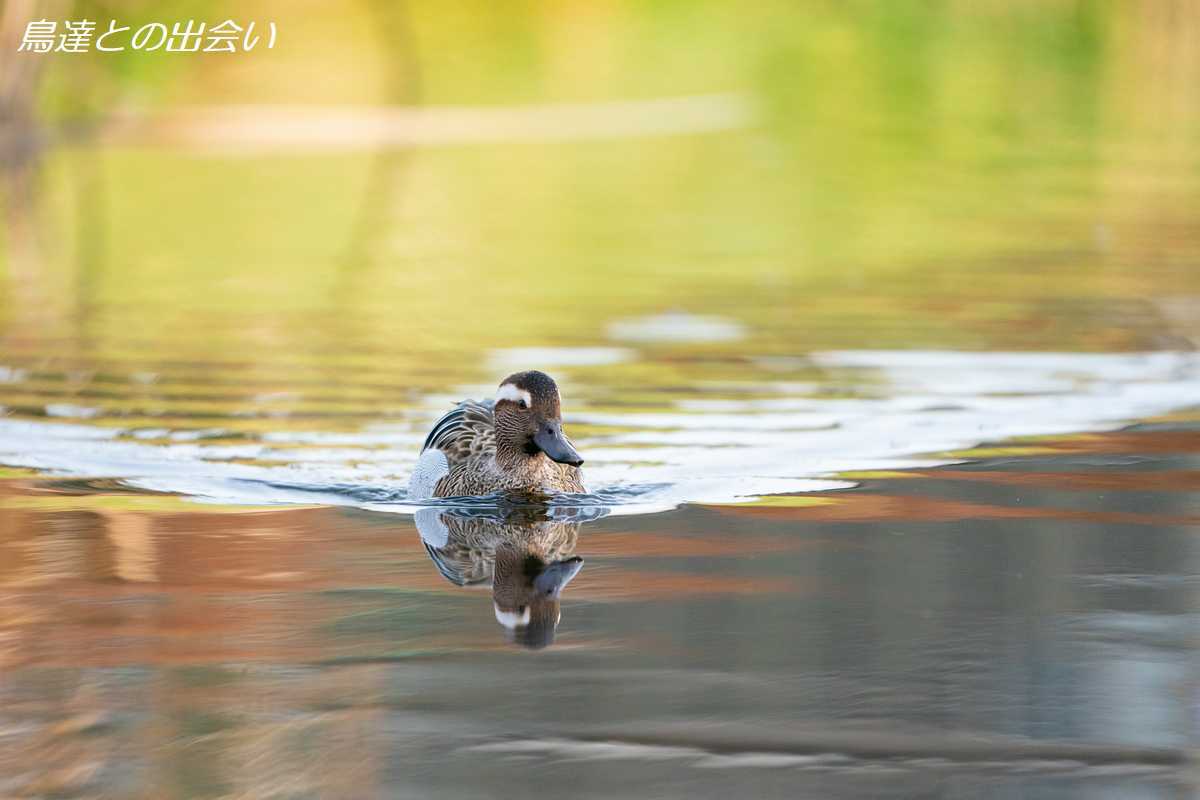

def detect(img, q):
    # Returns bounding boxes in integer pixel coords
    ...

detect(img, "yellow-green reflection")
[2,1,1199,447]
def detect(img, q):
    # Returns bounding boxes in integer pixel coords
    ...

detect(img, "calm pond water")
[2,2,1200,797]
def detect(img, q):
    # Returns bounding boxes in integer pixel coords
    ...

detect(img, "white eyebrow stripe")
[495,383,532,406]
[494,603,531,628]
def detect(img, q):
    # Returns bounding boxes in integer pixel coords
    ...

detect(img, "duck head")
[492,544,584,649]
[493,370,583,468]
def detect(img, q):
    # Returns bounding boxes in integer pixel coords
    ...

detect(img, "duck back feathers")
[421,400,496,460]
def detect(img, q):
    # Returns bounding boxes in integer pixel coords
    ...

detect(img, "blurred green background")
[1,0,1198,415]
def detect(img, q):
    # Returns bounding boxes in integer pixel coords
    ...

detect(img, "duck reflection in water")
[415,503,604,648]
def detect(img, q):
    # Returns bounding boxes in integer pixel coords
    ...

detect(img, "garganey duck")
[408,370,585,499]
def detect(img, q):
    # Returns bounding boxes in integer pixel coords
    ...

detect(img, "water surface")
[2,2,1200,796]
[1,417,1197,797]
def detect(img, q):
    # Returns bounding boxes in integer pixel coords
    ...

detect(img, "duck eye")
[519,399,528,409]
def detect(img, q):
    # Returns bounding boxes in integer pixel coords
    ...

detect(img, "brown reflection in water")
[577,567,803,601]
[716,494,1199,527]
[720,425,1200,525]
[0,490,830,671]
[0,503,448,671]
[2,657,395,798]
[1004,430,1200,456]
[575,530,849,559]
[0,502,409,795]
[902,469,1200,493]
[0,416,1197,796]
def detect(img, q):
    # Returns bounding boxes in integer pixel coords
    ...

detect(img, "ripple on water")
[0,350,1195,516]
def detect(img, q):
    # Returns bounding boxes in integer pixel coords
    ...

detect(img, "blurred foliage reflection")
[0,0,1198,420]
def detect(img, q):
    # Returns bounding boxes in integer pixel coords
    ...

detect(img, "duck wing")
[421,399,496,460]
[408,400,496,499]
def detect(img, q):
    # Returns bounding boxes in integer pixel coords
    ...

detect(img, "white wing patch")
[495,383,532,406]
[408,448,449,500]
